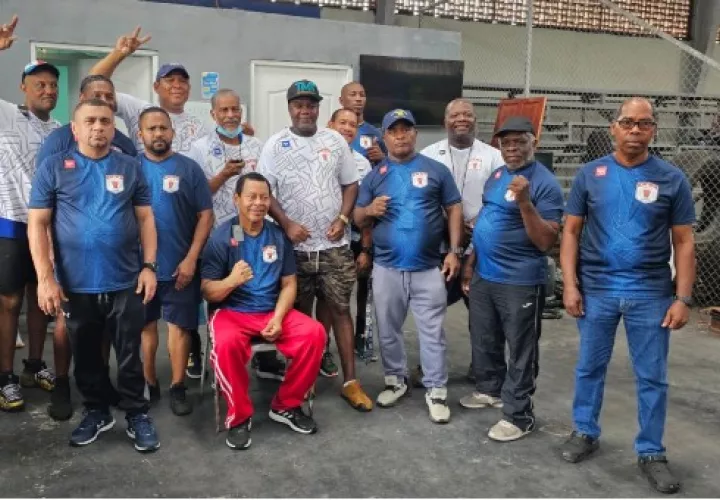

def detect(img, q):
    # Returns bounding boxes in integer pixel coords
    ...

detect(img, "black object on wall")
[359,55,464,126]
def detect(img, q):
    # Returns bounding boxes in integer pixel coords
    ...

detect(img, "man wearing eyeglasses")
[0,15,60,412]
[559,97,695,494]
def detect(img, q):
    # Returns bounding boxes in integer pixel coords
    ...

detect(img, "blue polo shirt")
[357,154,461,271]
[37,123,137,167]
[472,161,564,286]
[201,219,296,313]
[565,154,696,298]
[140,153,213,281]
[29,150,151,293]
[351,122,386,164]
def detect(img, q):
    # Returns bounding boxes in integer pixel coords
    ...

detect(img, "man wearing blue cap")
[460,115,563,442]
[354,109,463,424]
[0,15,60,412]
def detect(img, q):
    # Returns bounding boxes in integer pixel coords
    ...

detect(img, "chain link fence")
[447,0,720,306]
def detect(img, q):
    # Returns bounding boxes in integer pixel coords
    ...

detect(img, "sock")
[342,379,357,388]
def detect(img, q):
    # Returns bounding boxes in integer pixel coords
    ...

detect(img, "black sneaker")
[226,419,252,450]
[319,352,338,378]
[269,407,318,434]
[186,331,203,379]
[638,455,681,494]
[559,431,600,463]
[147,381,161,405]
[48,375,73,421]
[169,384,193,416]
[126,413,160,453]
[69,409,115,447]
[252,352,286,381]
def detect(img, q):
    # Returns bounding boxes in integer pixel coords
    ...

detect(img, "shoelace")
[130,415,154,435]
[2,383,21,400]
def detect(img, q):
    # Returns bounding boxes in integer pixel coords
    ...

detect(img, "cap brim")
[384,118,415,131]
[288,93,323,102]
[23,63,60,80]
[157,68,190,81]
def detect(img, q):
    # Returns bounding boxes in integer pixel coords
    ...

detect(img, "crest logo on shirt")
[63,159,75,169]
[318,148,332,164]
[379,165,388,175]
[106,175,124,194]
[412,172,428,188]
[504,189,516,202]
[262,245,278,263]
[494,170,502,179]
[360,136,373,149]
[635,182,659,204]
[281,140,291,149]
[163,175,180,193]
[213,146,223,158]
[230,238,238,247]
[246,159,257,171]
[468,158,482,171]
[595,165,607,177]
[439,150,446,156]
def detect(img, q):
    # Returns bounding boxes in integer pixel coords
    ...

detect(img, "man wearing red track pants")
[201,171,325,450]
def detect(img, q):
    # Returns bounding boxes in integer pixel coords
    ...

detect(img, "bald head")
[445,98,476,147]
[445,98,475,118]
[615,97,655,121]
[339,81,367,119]
[611,96,657,163]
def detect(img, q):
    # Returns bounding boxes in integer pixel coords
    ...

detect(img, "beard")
[147,140,171,156]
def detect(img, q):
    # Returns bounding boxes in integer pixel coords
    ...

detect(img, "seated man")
[201,172,325,450]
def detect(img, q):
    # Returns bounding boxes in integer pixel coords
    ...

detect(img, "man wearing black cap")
[0,15,60,412]
[460,116,563,442]
[354,109,463,424]
[89,27,208,155]
[258,80,373,412]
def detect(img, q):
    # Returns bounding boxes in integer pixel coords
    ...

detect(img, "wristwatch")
[338,214,350,225]
[142,262,158,273]
[448,246,465,256]
[675,295,693,307]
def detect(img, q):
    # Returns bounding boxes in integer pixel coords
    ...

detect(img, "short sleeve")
[439,165,462,206]
[565,168,588,217]
[534,175,565,224]
[201,234,227,280]
[490,147,505,170]
[36,128,71,168]
[132,162,152,206]
[0,99,17,129]
[356,169,377,208]
[671,173,697,226]
[192,163,214,212]
[338,140,360,186]
[29,158,57,209]
[257,140,278,193]
[116,93,150,132]
[280,235,297,276]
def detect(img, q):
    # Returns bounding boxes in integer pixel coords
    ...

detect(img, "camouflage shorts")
[294,246,356,310]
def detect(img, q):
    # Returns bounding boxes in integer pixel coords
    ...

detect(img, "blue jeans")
[572,295,673,456]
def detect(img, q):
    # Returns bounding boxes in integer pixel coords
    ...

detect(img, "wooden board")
[491,96,547,148]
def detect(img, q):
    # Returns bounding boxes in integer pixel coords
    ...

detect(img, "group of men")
[0,16,697,494]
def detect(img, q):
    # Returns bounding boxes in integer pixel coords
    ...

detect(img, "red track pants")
[209,308,325,429]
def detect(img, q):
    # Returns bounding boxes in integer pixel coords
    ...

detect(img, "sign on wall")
[201,71,220,100]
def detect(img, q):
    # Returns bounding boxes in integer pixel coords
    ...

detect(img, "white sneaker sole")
[488,428,532,442]
[226,437,252,450]
[459,399,503,410]
[268,410,316,434]
[70,418,115,447]
[377,386,408,408]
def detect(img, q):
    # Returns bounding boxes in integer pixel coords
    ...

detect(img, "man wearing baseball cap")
[0,15,61,412]
[354,109,463,424]
[258,80,373,412]
[460,115,563,442]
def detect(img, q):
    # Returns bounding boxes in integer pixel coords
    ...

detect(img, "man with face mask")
[0,15,60,412]
[258,80,372,412]
[460,116,563,442]
[138,107,213,415]
[338,82,385,165]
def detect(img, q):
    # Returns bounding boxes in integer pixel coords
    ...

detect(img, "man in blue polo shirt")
[559,98,695,494]
[461,116,563,442]
[28,99,160,452]
[201,172,325,450]
[139,107,213,416]
[339,82,385,164]
[354,109,463,424]
[37,74,137,422]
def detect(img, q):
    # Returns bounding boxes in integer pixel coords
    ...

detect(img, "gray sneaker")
[376,376,408,407]
[459,391,503,409]
[425,387,450,424]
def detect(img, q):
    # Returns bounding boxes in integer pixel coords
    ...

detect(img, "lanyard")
[448,141,476,199]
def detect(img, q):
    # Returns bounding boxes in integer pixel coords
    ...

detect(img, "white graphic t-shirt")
[258,127,359,252]
[188,132,264,227]
[420,138,504,222]
[0,100,60,226]
[351,150,372,242]
[116,93,209,154]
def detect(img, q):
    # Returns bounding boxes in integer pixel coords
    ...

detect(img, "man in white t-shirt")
[258,81,372,412]
[88,27,209,154]
[0,15,60,412]
[413,98,504,386]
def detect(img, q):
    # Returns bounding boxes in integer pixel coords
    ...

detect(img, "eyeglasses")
[616,118,657,131]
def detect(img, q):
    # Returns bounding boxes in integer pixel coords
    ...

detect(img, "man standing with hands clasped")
[559,97,695,494]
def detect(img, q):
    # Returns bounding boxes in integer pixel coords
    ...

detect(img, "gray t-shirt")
[258,127,359,252]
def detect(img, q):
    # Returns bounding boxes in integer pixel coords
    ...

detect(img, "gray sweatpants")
[372,264,448,388]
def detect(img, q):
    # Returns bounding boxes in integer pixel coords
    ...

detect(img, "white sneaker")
[488,419,531,442]
[376,376,408,407]
[459,391,503,409]
[425,387,450,424]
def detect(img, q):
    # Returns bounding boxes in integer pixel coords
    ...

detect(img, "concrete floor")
[2,303,720,498]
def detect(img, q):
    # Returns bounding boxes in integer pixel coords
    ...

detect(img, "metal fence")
[430,0,720,306]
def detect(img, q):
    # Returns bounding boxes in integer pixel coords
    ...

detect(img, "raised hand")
[0,15,18,51]
[115,26,152,56]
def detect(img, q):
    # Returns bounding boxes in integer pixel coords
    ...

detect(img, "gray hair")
[210,88,241,109]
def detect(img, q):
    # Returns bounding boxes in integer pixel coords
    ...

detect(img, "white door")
[250,61,353,141]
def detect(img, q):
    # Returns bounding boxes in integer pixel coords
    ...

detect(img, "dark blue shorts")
[145,277,200,330]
